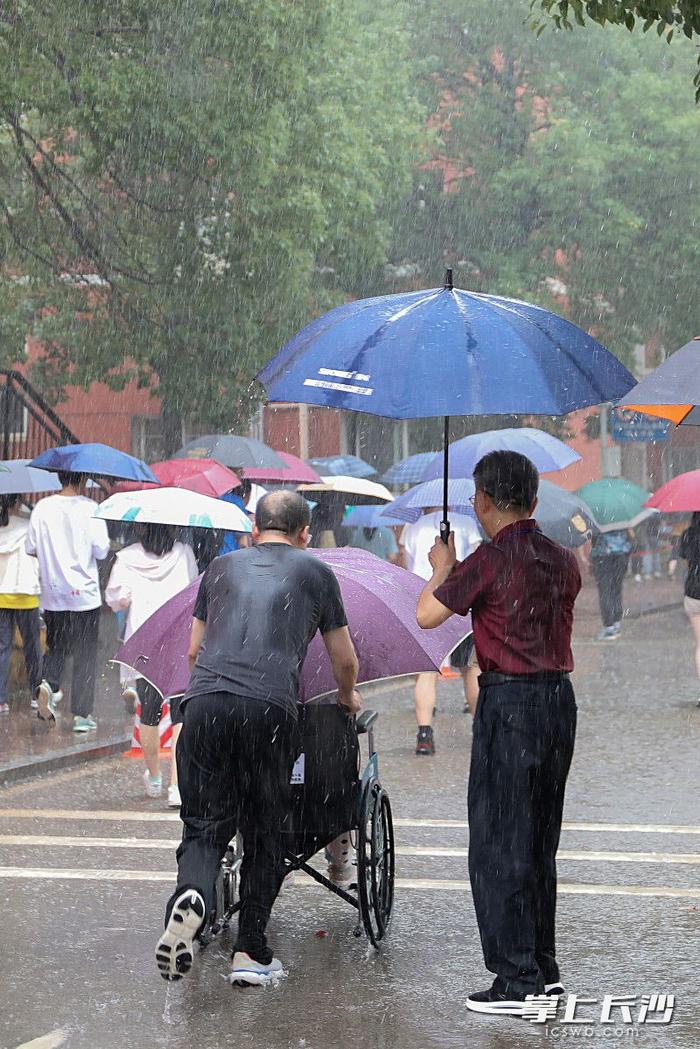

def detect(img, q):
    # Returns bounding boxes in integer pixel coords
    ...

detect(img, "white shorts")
[683,595,700,618]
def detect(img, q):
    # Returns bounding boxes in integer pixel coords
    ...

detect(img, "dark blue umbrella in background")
[258,270,635,539]
[308,454,376,478]
[30,443,158,483]
[381,452,437,486]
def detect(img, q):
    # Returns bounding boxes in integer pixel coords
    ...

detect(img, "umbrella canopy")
[646,470,700,513]
[344,505,405,528]
[244,451,322,485]
[421,427,580,481]
[113,458,240,499]
[381,453,438,486]
[115,549,471,703]
[381,478,476,524]
[174,435,285,470]
[29,443,158,483]
[258,272,634,535]
[95,487,252,532]
[535,480,599,548]
[0,459,61,495]
[616,336,700,426]
[299,475,393,504]
[308,454,377,479]
[576,478,655,532]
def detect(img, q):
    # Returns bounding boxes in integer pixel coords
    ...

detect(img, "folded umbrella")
[616,335,700,426]
[95,487,252,532]
[174,435,285,470]
[576,478,657,532]
[381,478,476,524]
[308,454,377,478]
[244,451,322,485]
[113,458,240,499]
[258,270,634,538]
[0,459,61,495]
[381,453,438,487]
[115,549,471,702]
[30,443,158,483]
[421,427,580,481]
[645,469,700,513]
[298,475,393,505]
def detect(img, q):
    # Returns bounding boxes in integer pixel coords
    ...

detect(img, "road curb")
[0,734,130,786]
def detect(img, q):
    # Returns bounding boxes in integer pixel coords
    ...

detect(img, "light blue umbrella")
[381,478,476,524]
[308,454,377,478]
[344,505,405,528]
[0,459,61,495]
[381,453,438,486]
[421,428,580,481]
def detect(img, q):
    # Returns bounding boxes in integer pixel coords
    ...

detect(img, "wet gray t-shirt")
[184,543,348,717]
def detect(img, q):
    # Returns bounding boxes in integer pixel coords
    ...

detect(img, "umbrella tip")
[444,268,454,290]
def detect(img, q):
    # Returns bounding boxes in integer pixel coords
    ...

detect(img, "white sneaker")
[144,769,163,797]
[155,890,205,981]
[545,981,565,996]
[52,689,64,704]
[36,681,56,722]
[167,783,181,808]
[228,951,286,986]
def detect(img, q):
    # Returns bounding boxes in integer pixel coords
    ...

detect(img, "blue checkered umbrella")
[381,453,437,486]
[308,455,376,478]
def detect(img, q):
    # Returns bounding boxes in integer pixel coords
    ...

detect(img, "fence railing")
[0,369,80,462]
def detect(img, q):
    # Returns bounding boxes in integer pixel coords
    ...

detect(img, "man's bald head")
[255,490,311,537]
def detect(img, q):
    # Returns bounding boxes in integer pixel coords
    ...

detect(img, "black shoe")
[415,727,435,756]
[545,981,565,996]
[466,987,529,1016]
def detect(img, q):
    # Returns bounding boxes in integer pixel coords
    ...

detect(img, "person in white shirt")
[0,496,42,715]
[401,509,481,755]
[25,471,110,731]
[106,524,198,805]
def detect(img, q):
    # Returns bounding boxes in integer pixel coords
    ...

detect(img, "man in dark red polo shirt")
[417,450,581,1017]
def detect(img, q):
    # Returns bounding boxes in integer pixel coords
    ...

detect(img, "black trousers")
[43,608,101,717]
[592,553,628,628]
[468,676,577,998]
[167,692,299,963]
[0,608,42,705]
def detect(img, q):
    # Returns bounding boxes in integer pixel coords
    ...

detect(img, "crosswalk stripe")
[2,834,700,866]
[0,866,697,899]
[1,809,699,835]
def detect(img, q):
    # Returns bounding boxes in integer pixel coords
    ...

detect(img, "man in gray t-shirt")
[157,491,361,988]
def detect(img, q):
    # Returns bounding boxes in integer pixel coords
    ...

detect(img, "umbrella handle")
[440,519,451,544]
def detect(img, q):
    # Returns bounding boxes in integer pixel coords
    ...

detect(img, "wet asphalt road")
[1,606,699,1049]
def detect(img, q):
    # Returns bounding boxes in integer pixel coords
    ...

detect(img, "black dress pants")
[468,676,577,998]
[167,692,299,964]
[592,553,629,628]
[43,608,101,717]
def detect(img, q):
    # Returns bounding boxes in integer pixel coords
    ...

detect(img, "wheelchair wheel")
[357,781,395,947]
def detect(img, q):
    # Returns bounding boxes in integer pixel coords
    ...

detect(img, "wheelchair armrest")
[356,709,378,734]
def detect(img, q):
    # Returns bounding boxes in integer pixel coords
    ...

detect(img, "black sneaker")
[415,727,435,756]
[156,890,205,981]
[466,987,529,1016]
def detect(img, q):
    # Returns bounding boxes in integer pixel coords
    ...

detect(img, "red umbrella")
[244,451,322,485]
[112,458,240,498]
[646,469,700,513]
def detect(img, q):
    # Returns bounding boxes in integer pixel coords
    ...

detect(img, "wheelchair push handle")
[356,709,378,734]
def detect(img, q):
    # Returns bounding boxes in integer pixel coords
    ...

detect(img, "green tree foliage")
[532,1,700,98]
[0,1,420,440]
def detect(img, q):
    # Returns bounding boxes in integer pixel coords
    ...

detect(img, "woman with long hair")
[106,523,198,803]
[0,495,42,714]
[678,511,700,707]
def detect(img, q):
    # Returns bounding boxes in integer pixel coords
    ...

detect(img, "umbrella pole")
[440,416,450,543]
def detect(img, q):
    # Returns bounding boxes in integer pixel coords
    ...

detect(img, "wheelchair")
[200,705,395,950]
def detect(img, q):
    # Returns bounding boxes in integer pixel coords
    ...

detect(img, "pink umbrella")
[646,469,700,513]
[115,548,471,702]
[244,451,322,485]
[112,458,240,499]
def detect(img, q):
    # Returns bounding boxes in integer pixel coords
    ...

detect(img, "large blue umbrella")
[380,478,476,524]
[308,454,376,478]
[258,270,635,536]
[30,443,158,483]
[421,427,580,481]
[381,452,437,486]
